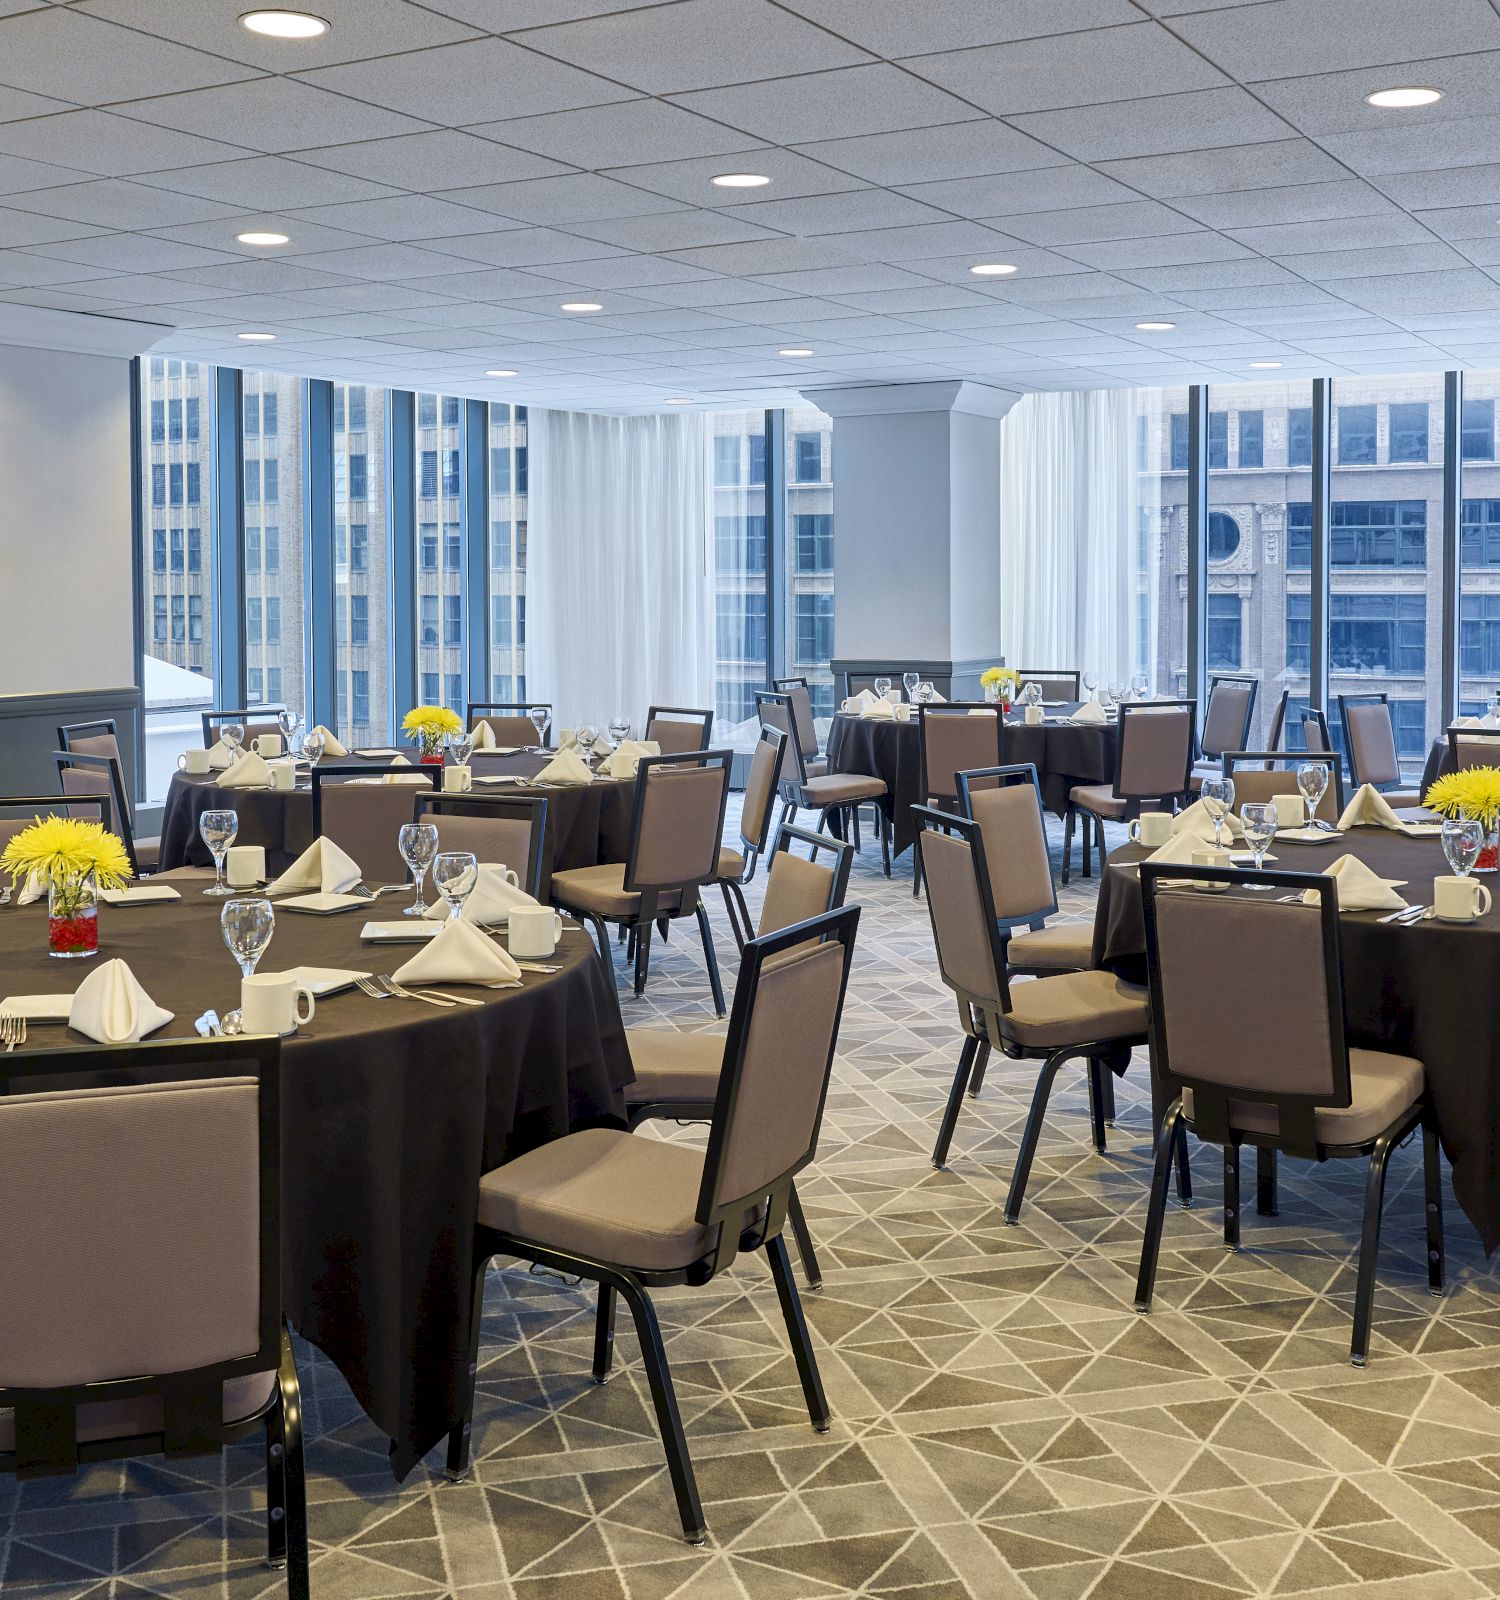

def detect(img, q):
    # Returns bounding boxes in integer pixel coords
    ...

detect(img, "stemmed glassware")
[608,716,631,748]
[918,681,935,704]
[199,809,239,896]
[528,707,550,752]
[220,722,245,764]
[1241,803,1277,882]
[398,822,440,917]
[433,851,479,921]
[903,671,920,703]
[873,676,892,700]
[278,708,303,754]
[1442,817,1485,878]
[1131,673,1149,700]
[1199,776,1235,851]
[576,725,597,762]
[1082,670,1099,702]
[221,896,275,977]
[447,729,476,767]
[301,729,325,765]
[1297,761,1330,830]
[1108,681,1126,709]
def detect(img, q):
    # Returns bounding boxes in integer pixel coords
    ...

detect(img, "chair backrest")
[51,750,140,877]
[57,719,122,765]
[644,705,712,755]
[1018,669,1081,702]
[0,793,114,853]
[771,679,820,759]
[956,763,1057,928]
[468,702,545,745]
[414,792,548,899]
[625,750,733,894]
[202,709,284,749]
[1301,707,1333,754]
[757,823,852,938]
[1263,688,1291,757]
[1114,701,1195,803]
[913,806,1008,1018]
[0,1036,280,1472]
[1201,676,1258,760]
[738,726,786,864]
[918,704,1004,804]
[755,691,808,789]
[1338,694,1401,789]
[311,765,439,883]
[696,907,858,1245]
[1140,863,1352,1158]
[1446,726,1500,772]
[1222,752,1342,821]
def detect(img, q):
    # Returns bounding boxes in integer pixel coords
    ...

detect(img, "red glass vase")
[47,874,99,958]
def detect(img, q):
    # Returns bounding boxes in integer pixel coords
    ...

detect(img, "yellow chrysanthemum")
[401,705,464,739]
[1424,766,1500,829]
[0,815,132,891]
[981,666,1019,691]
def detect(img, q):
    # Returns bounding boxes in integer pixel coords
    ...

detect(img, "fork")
[1,1013,26,1052]
[376,975,458,1008]
[380,975,481,1007]
[354,976,391,1001]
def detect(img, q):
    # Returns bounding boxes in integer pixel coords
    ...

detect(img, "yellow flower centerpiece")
[1424,766,1500,870]
[402,704,464,764]
[981,666,1020,706]
[1,815,132,957]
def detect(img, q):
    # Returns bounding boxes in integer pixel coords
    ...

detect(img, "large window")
[334,384,388,745]
[711,411,769,725]
[487,403,528,702]
[243,371,304,715]
[1140,388,1191,699]
[414,393,465,716]
[1462,375,1500,714]
[784,406,835,714]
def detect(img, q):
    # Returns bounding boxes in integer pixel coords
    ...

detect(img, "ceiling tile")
[1229,212,1437,258]
[899,164,1137,219]
[1250,51,1500,139]
[472,98,762,168]
[288,193,525,240]
[281,241,499,281]
[1274,241,1471,279]
[1377,164,1500,209]
[1011,87,1291,162]
[565,208,781,253]
[665,237,861,276]
[792,120,1060,188]
[1173,178,1398,230]
[1065,232,1253,270]
[297,129,567,190]
[1002,200,1207,247]
[724,188,949,237]
[142,155,401,210]
[144,213,385,256]
[1097,139,1347,200]
[819,219,1023,264]
[0,150,112,194]
[777,0,1138,53]
[6,177,244,227]
[413,226,626,268]
[0,109,250,177]
[0,206,107,246]
[1322,115,1500,179]
[26,232,239,273]
[436,171,682,226]
[599,147,864,207]
[752,262,959,294]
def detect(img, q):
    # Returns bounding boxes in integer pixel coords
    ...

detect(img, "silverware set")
[354,974,492,1008]
[1380,903,1434,925]
[1,1014,25,1051]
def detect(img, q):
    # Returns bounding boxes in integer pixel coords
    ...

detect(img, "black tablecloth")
[159,752,635,892]
[0,884,632,1478]
[826,707,1117,856]
[1093,829,1500,1252]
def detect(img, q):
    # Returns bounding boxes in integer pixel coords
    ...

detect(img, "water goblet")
[1442,817,1485,878]
[576,724,597,762]
[1241,803,1277,882]
[1131,673,1149,700]
[278,708,303,754]
[447,730,476,767]
[221,896,275,978]
[528,706,550,752]
[398,822,441,917]
[1082,670,1099,703]
[199,808,239,896]
[1199,776,1235,850]
[301,729,325,765]
[873,676,892,700]
[918,681,935,704]
[433,851,479,921]
[903,671,920,703]
[608,716,631,748]
[220,722,245,764]
[1296,761,1330,830]
[1108,681,1126,708]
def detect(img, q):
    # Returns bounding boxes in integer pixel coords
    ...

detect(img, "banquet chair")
[713,724,786,949]
[1134,862,1443,1366]
[202,708,285,749]
[1301,707,1334,755]
[1062,699,1195,885]
[1017,669,1081,703]
[56,721,159,875]
[51,749,156,878]
[912,702,1004,896]
[448,909,859,1541]
[644,705,713,754]
[1446,724,1500,772]
[1189,675,1258,791]
[916,808,1148,1209]
[758,691,891,876]
[311,763,440,885]
[1221,751,1343,823]
[1338,693,1422,805]
[1262,687,1291,758]
[0,792,114,851]
[414,792,548,899]
[466,702,543,746]
[0,1036,309,1596]
[551,750,733,1012]
[772,676,827,777]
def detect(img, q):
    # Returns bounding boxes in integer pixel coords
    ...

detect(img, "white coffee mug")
[241,972,315,1036]
[252,733,284,758]
[1272,792,1305,829]
[268,761,296,792]
[840,697,857,713]
[509,905,563,958]
[893,703,911,723]
[1024,704,1044,726]
[226,844,266,888]
[178,748,212,775]
[1434,874,1492,921]
[1192,846,1231,891]
[443,764,473,793]
[1129,812,1172,848]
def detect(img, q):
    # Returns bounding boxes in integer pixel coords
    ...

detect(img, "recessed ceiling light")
[1136,321,1175,331]
[969,262,1018,276]
[236,230,289,246]
[1366,85,1442,108]
[485,369,517,378]
[240,10,329,38]
[1249,360,1283,369]
[237,331,276,341]
[712,173,771,188]
[560,301,602,313]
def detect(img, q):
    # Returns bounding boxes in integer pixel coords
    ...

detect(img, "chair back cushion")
[318,782,426,882]
[1231,767,1338,823]
[646,713,710,755]
[632,763,728,888]
[473,714,536,745]
[1301,714,1330,752]
[919,827,1002,1006]
[432,812,535,877]
[1345,701,1400,786]
[757,850,835,938]
[922,709,1001,802]
[1118,706,1192,798]
[739,735,780,853]
[785,684,819,758]
[968,781,1054,922]
[1019,672,1079,702]
[68,731,121,763]
[1201,681,1253,758]
[1455,732,1500,770]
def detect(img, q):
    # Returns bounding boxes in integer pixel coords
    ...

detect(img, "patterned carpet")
[7,805,1500,1600]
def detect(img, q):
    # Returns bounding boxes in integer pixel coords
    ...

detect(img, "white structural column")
[802,381,1020,698]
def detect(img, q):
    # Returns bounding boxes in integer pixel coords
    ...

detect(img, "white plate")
[0,994,73,1021]
[353,748,404,758]
[1228,852,1279,864]
[1275,827,1345,844]
[278,891,370,914]
[280,965,371,996]
[361,920,441,942]
[98,885,182,905]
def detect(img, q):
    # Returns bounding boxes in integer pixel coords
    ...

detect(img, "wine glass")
[873,676,892,701]
[1199,776,1234,850]
[301,729,325,765]
[1132,673,1149,700]
[220,722,245,764]
[1241,803,1276,882]
[1108,681,1126,709]
[903,671,920,703]
[1442,817,1485,878]
[608,716,631,748]
[432,851,479,920]
[1082,670,1099,702]
[398,821,440,916]
[576,724,597,762]
[528,707,550,752]
[447,729,476,767]
[1297,761,1330,831]
[199,808,239,896]
[278,708,303,754]
[918,681,935,704]
[221,896,275,977]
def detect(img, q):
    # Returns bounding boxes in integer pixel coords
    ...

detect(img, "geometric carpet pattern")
[6,806,1500,1599]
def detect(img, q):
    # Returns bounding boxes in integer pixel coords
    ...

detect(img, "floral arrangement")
[402,704,463,759]
[1,816,131,901]
[980,666,1020,704]
[1424,767,1500,829]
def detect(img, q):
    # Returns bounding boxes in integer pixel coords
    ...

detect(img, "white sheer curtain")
[527,408,714,730]
[998,388,1138,687]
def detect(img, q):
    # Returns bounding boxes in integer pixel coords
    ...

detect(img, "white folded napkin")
[472,719,496,749]
[1302,854,1407,914]
[1453,716,1482,730]
[1483,711,1500,730]
[16,870,45,906]
[393,918,521,984]
[306,724,347,757]
[423,862,540,925]
[863,697,896,720]
[1146,831,1212,865]
[925,689,947,704]
[267,837,363,896]
[1172,797,1245,843]
[206,739,235,770]
[534,748,594,785]
[381,772,430,786]
[218,751,273,788]
[68,958,173,1044]
[390,753,412,766]
[601,739,660,780]
[844,690,877,713]
[1070,701,1108,725]
[1337,783,1409,832]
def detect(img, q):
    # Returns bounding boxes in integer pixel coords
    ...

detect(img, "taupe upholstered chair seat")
[1069,782,1128,819]
[1183,1049,1422,1147]
[801,773,885,806]
[0,1372,276,1451]
[1007,924,1094,971]
[1377,790,1423,809]
[551,863,682,917]
[623,1030,722,1104]
[134,836,161,868]
[476,1126,756,1273]
[716,846,744,879]
[1188,759,1218,791]
[999,970,1148,1050]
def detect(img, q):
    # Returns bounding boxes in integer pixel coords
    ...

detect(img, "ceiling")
[4,0,1500,410]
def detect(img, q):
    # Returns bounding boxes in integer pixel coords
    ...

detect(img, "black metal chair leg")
[1424,1112,1445,1295]
[618,1276,706,1544]
[1173,1120,1193,1207]
[276,1329,310,1600]
[633,918,653,995]
[879,807,892,877]
[446,1258,490,1483]
[1100,1063,1117,1126]
[1350,1131,1396,1367]
[966,1038,991,1098]
[1135,1100,1185,1311]
[1003,1049,1069,1223]
[694,900,726,1017]
[787,1182,822,1289]
[851,806,862,852]
[264,1401,287,1570]
[912,839,923,895]
[765,1233,831,1433]
[1061,808,1075,885]
[931,1034,980,1169]
[719,880,746,953]
[593,1284,617,1383]
[1085,1058,1108,1153]
[1223,1143,1241,1251]
[1256,1146,1278,1216]
[1081,809,1093,879]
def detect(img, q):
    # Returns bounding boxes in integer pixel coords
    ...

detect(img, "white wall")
[0,343,134,695]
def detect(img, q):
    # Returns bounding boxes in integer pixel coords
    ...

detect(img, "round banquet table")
[0,876,633,1479]
[158,749,635,891]
[825,704,1118,858]
[1092,828,1500,1253]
